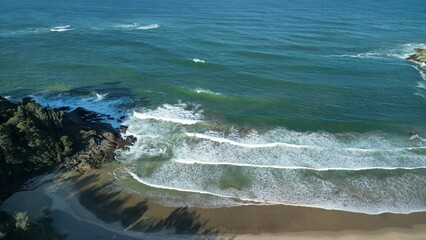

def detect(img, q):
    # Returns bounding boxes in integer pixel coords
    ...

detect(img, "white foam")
[120,103,426,169]
[136,24,159,30]
[417,82,426,90]
[134,111,201,125]
[127,168,426,214]
[173,159,426,171]
[52,25,71,29]
[132,103,204,125]
[117,102,426,214]
[127,170,299,207]
[333,52,384,59]
[191,88,221,95]
[126,160,426,214]
[412,65,426,81]
[0,28,51,37]
[50,28,71,32]
[185,132,305,148]
[94,92,108,101]
[388,43,426,59]
[410,134,426,143]
[33,93,129,128]
[129,171,236,199]
[184,132,425,152]
[116,23,159,31]
[192,58,206,63]
[415,92,426,98]
[179,131,426,170]
[50,25,74,32]
[118,23,139,29]
[331,43,426,61]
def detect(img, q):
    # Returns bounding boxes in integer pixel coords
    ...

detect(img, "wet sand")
[2,170,426,239]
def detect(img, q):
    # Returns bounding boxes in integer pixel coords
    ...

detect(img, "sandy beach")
[2,169,426,239]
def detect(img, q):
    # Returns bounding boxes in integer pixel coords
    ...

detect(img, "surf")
[131,103,204,125]
[173,159,426,171]
[184,132,426,151]
[50,25,74,32]
[137,24,159,30]
[124,165,426,215]
[192,58,206,63]
[32,92,130,127]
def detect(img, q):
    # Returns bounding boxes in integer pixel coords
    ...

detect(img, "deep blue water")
[1,0,426,214]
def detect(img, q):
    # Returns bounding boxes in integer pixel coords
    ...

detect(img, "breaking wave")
[189,88,221,95]
[192,58,206,63]
[137,24,159,30]
[115,22,159,31]
[50,25,75,32]
[116,102,426,214]
[32,92,130,127]
[332,43,426,60]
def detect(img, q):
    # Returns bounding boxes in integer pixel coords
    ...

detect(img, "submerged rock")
[119,125,128,134]
[406,48,426,63]
[0,96,135,195]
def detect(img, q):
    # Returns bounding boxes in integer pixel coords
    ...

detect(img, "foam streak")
[173,159,426,171]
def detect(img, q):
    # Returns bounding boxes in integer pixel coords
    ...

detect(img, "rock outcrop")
[406,48,426,63]
[0,96,135,193]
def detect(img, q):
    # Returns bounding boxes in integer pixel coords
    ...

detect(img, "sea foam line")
[50,25,74,32]
[412,65,426,81]
[137,24,159,30]
[191,88,221,95]
[331,53,384,59]
[173,159,426,172]
[133,111,203,125]
[184,132,426,152]
[127,170,425,215]
[192,58,206,63]
[128,170,293,206]
[128,171,238,200]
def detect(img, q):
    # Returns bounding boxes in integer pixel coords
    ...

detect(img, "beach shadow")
[134,207,206,234]
[72,173,232,239]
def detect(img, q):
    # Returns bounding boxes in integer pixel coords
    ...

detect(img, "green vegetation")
[0,211,42,240]
[0,208,66,240]
[0,96,133,199]
[0,97,76,191]
[13,212,29,231]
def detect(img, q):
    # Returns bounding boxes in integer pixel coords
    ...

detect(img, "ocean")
[1,0,426,214]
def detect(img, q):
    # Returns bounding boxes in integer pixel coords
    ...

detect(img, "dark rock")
[406,48,426,63]
[0,96,135,195]
[119,125,128,134]
[55,106,71,111]
[74,107,92,117]
[125,135,137,145]
[22,96,34,105]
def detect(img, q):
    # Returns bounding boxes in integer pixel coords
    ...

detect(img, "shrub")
[13,212,29,231]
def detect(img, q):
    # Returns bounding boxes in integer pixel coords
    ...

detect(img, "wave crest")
[50,25,74,32]
[192,58,206,63]
[116,102,426,214]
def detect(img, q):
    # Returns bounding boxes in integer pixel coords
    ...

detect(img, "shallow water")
[1,0,426,214]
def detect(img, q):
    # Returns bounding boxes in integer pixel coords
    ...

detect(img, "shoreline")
[2,169,426,239]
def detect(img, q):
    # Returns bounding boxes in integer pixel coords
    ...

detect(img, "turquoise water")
[1,0,426,214]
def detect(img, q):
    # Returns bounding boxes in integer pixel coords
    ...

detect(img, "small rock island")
[406,48,426,63]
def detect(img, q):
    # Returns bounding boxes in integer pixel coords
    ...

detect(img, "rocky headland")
[0,96,135,198]
[407,48,426,63]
